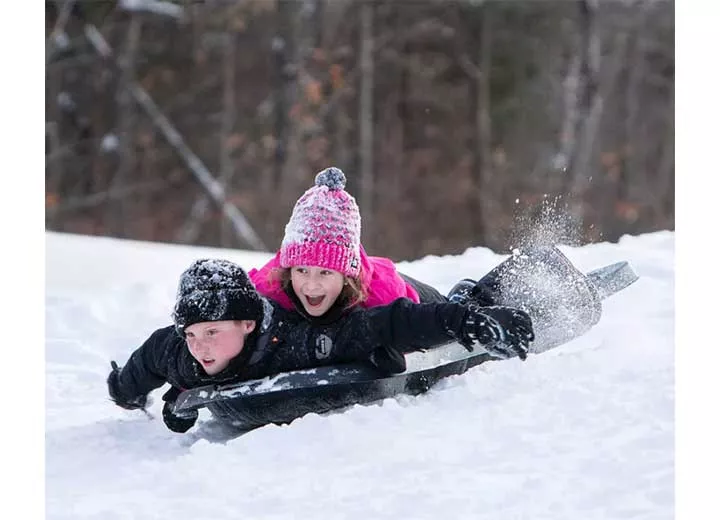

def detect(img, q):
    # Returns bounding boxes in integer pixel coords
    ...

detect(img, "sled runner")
[174,247,638,432]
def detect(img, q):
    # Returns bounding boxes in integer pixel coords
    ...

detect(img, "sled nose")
[586,261,639,300]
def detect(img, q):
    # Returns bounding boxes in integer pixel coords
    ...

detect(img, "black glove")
[458,306,535,360]
[470,281,497,307]
[448,279,497,307]
[161,387,198,433]
[107,360,149,410]
[162,400,198,433]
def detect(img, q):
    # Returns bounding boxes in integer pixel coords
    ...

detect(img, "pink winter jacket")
[248,245,421,310]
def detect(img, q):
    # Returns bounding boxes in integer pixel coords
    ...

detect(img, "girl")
[249,167,446,324]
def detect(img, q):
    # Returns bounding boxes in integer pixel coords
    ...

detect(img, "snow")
[45,230,676,519]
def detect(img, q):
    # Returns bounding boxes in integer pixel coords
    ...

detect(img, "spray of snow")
[509,196,584,251]
[481,197,603,352]
[491,247,602,353]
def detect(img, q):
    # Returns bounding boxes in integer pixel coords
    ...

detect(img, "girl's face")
[185,320,256,375]
[290,266,345,317]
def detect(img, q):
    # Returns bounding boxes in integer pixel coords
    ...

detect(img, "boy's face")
[184,320,256,375]
[290,266,345,317]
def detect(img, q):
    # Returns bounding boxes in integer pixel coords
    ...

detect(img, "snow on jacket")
[248,245,421,311]
[112,297,468,406]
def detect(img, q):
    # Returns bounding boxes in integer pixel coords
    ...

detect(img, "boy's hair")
[275,267,367,309]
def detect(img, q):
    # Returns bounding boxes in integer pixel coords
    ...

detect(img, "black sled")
[174,247,638,433]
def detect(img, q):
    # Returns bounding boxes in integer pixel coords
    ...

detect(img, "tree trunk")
[220,29,238,247]
[359,0,375,248]
[109,13,142,237]
[569,0,600,197]
[45,121,64,228]
[473,4,493,242]
[46,0,77,65]
[273,0,295,191]
[313,0,325,49]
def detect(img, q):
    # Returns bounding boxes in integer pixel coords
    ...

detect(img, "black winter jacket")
[113,297,469,405]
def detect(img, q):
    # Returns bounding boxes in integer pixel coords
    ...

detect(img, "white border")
[676,1,719,519]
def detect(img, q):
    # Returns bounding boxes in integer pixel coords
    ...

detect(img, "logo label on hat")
[315,334,333,359]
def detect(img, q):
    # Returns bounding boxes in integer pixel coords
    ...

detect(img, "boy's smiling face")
[184,320,256,375]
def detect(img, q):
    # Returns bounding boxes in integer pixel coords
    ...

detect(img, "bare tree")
[45,0,674,258]
[462,2,494,241]
[220,28,238,246]
[83,15,267,250]
[109,13,142,237]
[46,0,77,65]
[273,0,295,192]
[358,0,375,246]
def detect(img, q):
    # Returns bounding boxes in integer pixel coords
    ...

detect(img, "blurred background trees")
[45,0,674,260]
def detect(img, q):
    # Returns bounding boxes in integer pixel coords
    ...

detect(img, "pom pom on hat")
[172,259,263,335]
[315,167,346,190]
[280,167,362,278]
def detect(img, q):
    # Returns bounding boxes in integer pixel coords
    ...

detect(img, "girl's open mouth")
[305,295,325,307]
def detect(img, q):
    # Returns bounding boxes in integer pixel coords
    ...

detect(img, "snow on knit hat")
[279,167,362,278]
[172,259,264,335]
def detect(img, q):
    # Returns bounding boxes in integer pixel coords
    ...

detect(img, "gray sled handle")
[585,261,639,300]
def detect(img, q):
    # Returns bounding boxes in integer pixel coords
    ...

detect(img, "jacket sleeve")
[366,298,466,351]
[114,325,178,402]
[332,298,468,374]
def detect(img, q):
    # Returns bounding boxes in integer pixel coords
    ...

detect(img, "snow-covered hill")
[45,231,674,520]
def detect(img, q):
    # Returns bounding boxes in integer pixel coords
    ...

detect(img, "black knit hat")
[172,259,264,335]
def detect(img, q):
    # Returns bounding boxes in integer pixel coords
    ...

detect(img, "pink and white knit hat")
[280,167,362,278]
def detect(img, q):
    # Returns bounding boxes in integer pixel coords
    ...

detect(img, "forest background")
[45,0,674,260]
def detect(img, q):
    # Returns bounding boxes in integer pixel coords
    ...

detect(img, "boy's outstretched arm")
[106,326,175,410]
[107,361,149,410]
